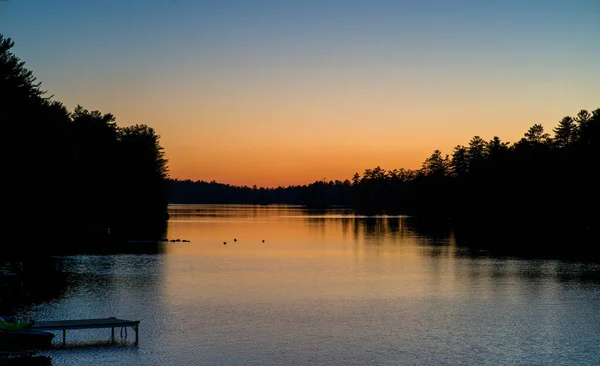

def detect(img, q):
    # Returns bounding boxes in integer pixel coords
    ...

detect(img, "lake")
[14,204,600,365]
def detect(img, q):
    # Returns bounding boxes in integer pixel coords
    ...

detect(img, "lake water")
[15,204,600,365]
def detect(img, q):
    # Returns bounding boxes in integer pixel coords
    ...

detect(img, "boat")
[0,329,54,349]
[0,318,54,349]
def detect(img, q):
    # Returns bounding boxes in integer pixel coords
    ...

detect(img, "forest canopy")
[1,34,170,256]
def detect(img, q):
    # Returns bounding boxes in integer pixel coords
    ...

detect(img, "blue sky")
[2,0,599,186]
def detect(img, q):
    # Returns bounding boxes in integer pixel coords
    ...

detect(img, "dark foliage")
[1,34,169,257]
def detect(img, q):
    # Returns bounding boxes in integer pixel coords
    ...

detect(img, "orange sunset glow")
[3,0,598,187]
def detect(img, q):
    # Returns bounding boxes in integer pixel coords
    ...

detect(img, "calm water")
[16,205,600,365]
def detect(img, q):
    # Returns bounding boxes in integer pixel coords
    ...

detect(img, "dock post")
[134,324,139,345]
[63,329,66,345]
[111,327,115,341]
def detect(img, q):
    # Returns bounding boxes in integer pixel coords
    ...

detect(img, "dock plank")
[31,317,140,345]
[32,318,139,331]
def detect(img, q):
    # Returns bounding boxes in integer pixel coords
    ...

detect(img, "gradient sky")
[2,0,599,187]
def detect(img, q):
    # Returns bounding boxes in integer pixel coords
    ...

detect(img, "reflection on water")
[0,355,53,366]
[13,205,600,366]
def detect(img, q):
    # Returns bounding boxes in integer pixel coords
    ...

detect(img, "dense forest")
[2,34,170,257]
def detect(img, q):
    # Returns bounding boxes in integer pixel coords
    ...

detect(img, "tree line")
[2,34,169,257]
[169,109,599,255]
[3,32,597,257]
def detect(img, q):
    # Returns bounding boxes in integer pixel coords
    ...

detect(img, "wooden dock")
[31,317,140,345]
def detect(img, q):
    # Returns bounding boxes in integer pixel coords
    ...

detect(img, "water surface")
[17,204,600,365]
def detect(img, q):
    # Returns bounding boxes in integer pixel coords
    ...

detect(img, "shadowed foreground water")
[15,205,600,365]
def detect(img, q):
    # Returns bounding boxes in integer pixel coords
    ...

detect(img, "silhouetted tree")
[69,105,119,232]
[553,116,577,148]
[519,124,551,146]
[420,150,449,178]
[2,34,76,255]
[450,145,468,177]
[1,34,170,255]
[487,136,510,158]
[114,124,170,239]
